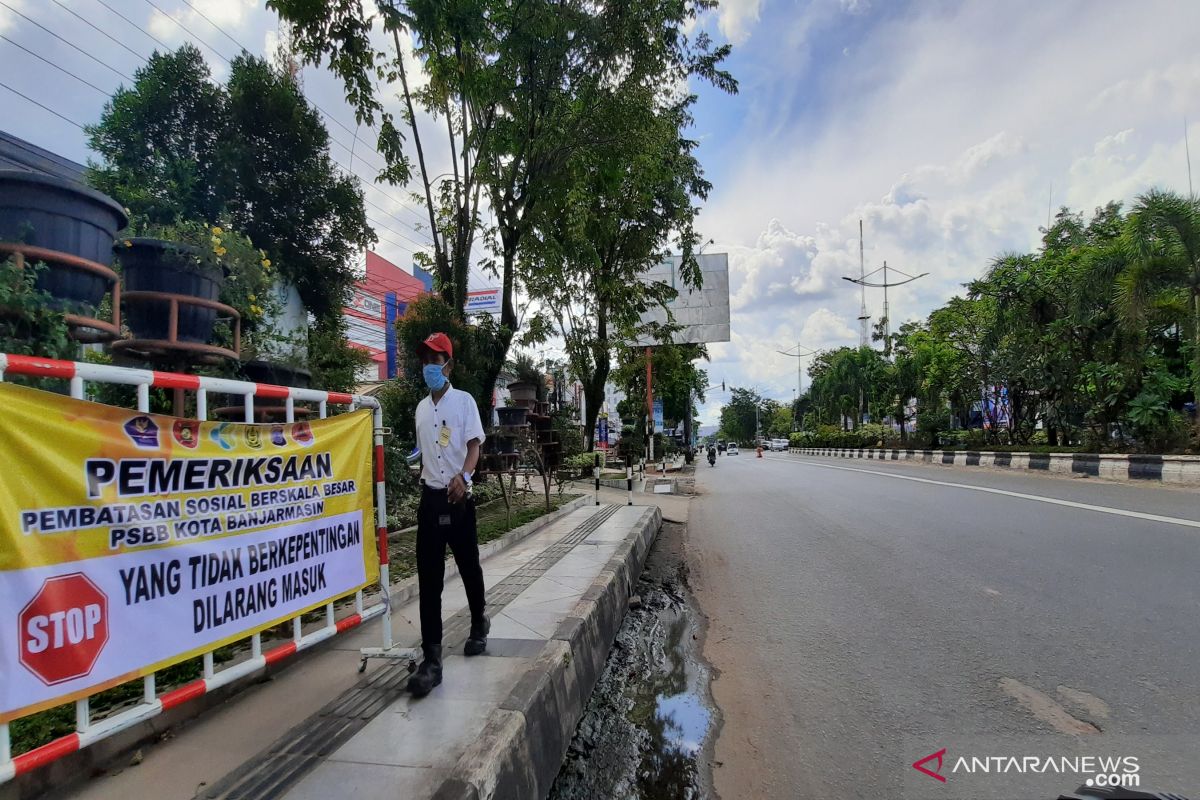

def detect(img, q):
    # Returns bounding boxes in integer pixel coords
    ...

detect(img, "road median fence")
[787,446,1200,487]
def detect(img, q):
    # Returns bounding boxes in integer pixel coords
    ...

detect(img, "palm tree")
[1119,189,1200,417]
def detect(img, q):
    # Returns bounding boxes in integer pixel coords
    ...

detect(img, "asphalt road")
[688,452,1200,800]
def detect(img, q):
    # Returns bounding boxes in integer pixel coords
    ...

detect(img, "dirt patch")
[999,678,1101,735]
[551,520,719,800]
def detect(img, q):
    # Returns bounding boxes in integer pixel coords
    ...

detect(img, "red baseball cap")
[418,332,454,359]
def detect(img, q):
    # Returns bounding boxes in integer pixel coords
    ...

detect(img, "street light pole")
[777,342,816,396]
[842,262,929,358]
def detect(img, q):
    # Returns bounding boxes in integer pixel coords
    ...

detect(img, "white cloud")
[717,0,762,45]
[800,307,857,349]
[0,0,24,35]
[692,0,1200,421]
[146,0,256,70]
[727,219,824,311]
[1090,62,1200,116]
[264,28,281,61]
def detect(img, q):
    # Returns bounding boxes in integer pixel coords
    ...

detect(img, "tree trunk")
[476,327,514,434]
[582,364,608,452]
[471,236,521,430]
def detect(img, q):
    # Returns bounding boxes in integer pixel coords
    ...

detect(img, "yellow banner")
[0,382,377,721]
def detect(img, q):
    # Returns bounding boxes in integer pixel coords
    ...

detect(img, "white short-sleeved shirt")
[415,383,486,489]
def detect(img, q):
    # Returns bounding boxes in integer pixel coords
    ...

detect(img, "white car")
[727,443,739,455]
[769,438,789,451]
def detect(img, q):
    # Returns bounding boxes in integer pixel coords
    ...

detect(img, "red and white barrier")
[0,354,399,785]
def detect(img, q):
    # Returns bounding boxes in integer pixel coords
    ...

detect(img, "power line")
[135,0,434,234]
[177,0,498,263]
[11,1,489,289]
[1,18,438,270]
[0,34,112,95]
[132,0,488,273]
[48,0,148,62]
[172,0,399,179]
[0,80,84,129]
[92,0,174,52]
[144,0,410,206]
[0,0,132,81]
[140,0,229,64]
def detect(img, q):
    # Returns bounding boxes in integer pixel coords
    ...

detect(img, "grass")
[10,493,576,757]
[385,490,575,581]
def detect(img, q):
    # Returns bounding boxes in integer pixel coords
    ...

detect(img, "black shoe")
[406,644,442,697]
[464,615,490,656]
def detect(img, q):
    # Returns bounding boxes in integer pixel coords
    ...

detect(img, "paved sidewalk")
[61,502,659,800]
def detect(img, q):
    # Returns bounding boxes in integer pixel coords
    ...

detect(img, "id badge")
[438,425,451,447]
[438,514,452,527]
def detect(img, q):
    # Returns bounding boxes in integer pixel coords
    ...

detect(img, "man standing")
[407,332,489,697]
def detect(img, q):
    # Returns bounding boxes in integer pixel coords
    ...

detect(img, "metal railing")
[0,353,397,784]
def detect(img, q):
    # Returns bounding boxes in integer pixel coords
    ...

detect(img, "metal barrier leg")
[627,466,633,505]
[75,698,90,732]
[359,404,418,672]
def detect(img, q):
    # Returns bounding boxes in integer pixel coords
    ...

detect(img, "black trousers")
[416,486,486,648]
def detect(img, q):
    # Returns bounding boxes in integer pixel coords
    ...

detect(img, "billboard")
[633,253,731,345]
[465,287,502,316]
[0,383,376,720]
[981,385,1011,429]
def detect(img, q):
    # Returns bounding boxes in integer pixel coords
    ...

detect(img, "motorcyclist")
[707,444,717,466]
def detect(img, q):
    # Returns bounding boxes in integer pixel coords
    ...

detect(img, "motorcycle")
[707,448,717,467]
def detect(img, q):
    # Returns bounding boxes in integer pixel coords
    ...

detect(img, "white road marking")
[784,457,1200,530]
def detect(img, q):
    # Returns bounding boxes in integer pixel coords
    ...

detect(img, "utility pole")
[843,262,929,358]
[857,220,869,348]
[777,341,816,429]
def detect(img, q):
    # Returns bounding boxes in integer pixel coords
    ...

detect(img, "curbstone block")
[794,446,1200,487]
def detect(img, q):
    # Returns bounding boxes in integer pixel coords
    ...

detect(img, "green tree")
[766,403,793,437]
[718,387,766,443]
[87,45,228,226]
[86,47,373,320]
[1119,190,1200,419]
[807,346,888,430]
[271,0,733,420]
[521,83,716,449]
[612,343,707,452]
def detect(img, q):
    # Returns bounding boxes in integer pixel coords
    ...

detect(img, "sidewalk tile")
[286,761,447,800]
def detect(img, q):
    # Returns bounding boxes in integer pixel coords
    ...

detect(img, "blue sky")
[2,0,1199,428]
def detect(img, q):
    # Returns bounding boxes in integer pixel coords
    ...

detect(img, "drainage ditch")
[551,520,719,800]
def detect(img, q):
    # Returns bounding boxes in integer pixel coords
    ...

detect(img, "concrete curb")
[432,505,663,800]
[787,447,1200,487]
[3,494,592,800]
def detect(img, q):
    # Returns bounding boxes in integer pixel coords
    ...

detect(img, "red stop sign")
[19,573,109,686]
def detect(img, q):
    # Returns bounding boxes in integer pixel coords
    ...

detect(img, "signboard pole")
[645,347,654,466]
[385,292,398,380]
